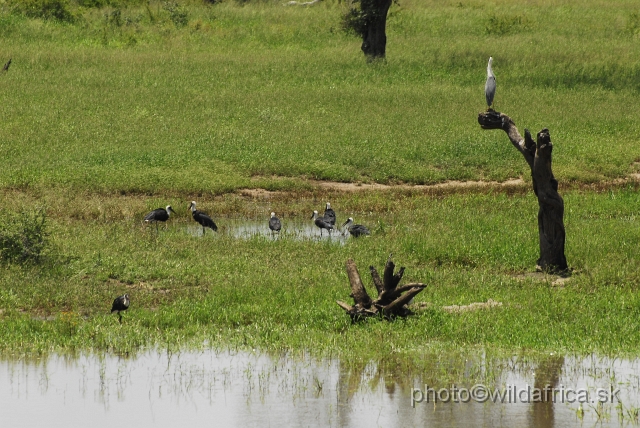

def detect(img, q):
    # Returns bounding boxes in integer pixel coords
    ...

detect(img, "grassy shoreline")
[0,186,639,363]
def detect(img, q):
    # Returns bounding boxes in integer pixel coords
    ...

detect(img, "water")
[185,218,352,244]
[1,350,639,427]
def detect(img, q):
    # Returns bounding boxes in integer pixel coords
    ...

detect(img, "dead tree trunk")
[337,255,426,321]
[478,111,568,273]
[344,0,392,60]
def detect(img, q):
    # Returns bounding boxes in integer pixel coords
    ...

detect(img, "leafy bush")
[0,207,49,264]
[11,0,76,22]
[163,1,188,27]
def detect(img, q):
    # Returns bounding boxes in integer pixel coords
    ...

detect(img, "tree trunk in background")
[478,111,568,273]
[360,0,392,59]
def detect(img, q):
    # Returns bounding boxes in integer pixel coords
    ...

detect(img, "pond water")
[185,218,352,244]
[1,350,638,427]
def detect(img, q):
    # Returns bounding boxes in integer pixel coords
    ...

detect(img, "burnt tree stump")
[337,255,427,321]
[478,110,568,273]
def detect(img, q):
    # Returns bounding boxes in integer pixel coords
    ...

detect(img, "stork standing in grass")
[341,217,371,237]
[323,202,336,226]
[188,201,218,234]
[311,210,333,236]
[111,294,129,324]
[143,205,176,232]
[485,56,496,110]
[269,212,281,235]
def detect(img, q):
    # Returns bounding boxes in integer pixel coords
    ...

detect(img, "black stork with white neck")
[188,201,218,234]
[111,293,130,324]
[311,210,333,236]
[341,217,371,237]
[144,205,176,232]
[269,212,281,234]
[323,202,336,226]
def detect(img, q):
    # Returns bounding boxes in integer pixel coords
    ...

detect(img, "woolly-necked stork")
[323,202,336,226]
[341,217,371,237]
[144,205,176,232]
[269,212,281,234]
[188,201,218,234]
[311,210,333,236]
[111,293,130,324]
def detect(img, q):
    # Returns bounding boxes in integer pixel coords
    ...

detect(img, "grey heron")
[485,56,496,110]
[111,293,130,324]
[311,210,334,236]
[269,212,281,234]
[188,201,218,234]
[323,202,336,226]
[143,205,176,232]
[341,217,371,237]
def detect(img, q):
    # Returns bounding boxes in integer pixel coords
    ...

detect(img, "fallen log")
[337,255,427,321]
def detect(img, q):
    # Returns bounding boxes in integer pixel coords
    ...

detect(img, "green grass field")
[0,0,639,365]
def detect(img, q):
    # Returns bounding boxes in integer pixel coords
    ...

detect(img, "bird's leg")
[118,313,123,324]
[202,226,206,235]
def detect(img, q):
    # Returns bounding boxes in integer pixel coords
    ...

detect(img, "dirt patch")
[513,271,572,287]
[238,178,528,198]
[312,178,526,192]
[414,299,503,313]
[442,299,503,313]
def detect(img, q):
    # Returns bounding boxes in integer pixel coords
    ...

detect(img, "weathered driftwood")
[337,255,426,321]
[478,110,568,273]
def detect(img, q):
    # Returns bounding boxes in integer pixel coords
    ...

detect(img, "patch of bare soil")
[238,178,528,198]
[442,299,503,313]
[313,178,526,192]
[413,299,503,313]
[514,271,572,287]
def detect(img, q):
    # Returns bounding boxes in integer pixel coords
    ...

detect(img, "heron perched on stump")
[311,210,334,236]
[144,205,176,232]
[269,212,281,234]
[341,217,371,237]
[323,202,336,226]
[485,56,496,110]
[111,294,130,324]
[188,201,218,234]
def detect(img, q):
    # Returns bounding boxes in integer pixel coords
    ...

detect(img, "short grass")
[0,0,639,194]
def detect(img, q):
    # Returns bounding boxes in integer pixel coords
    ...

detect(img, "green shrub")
[0,207,49,264]
[163,1,188,27]
[11,0,76,22]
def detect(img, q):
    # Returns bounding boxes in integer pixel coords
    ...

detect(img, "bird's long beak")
[310,213,315,219]
[169,207,176,214]
[341,220,348,228]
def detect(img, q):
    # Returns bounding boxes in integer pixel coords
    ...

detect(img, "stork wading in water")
[111,294,130,324]
[323,202,336,226]
[143,205,176,232]
[188,201,218,235]
[485,56,496,110]
[311,210,334,236]
[269,212,281,235]
[341,217,371,237]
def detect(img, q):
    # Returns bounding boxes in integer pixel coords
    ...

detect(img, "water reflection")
[1,350,639,427]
